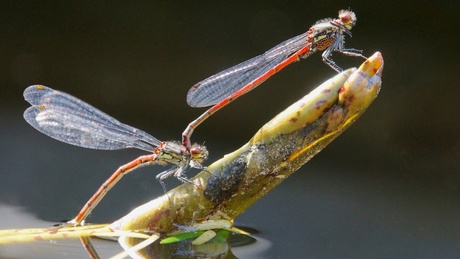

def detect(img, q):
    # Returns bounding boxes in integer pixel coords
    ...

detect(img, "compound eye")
[340,13,351,24]
[190,147,202,157]
[338,10,356,28]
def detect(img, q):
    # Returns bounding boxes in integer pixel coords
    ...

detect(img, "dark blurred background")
[1,1,459,258]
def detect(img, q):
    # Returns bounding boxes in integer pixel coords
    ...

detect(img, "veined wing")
[187,32,311,107]
[23,85,160,152]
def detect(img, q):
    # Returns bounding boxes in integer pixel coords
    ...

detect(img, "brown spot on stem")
[148,209,171,230]
[348,95,355,103]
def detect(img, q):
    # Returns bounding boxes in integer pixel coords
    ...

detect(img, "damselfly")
[23,85,208,224]
[182,9,365,149]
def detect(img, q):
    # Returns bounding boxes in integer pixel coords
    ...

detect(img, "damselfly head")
[190,144,209,162]
[338,10,357,30]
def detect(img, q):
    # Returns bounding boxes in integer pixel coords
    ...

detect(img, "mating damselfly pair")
[23,9,365,224]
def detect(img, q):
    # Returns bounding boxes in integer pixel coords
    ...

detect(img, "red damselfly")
[182,9,365,149]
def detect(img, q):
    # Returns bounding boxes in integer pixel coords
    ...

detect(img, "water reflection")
[0,204,121,258]
[0,204,269,258]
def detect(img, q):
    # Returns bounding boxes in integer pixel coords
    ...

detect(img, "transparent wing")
[23,85,161,152]
[187,32,311,107]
